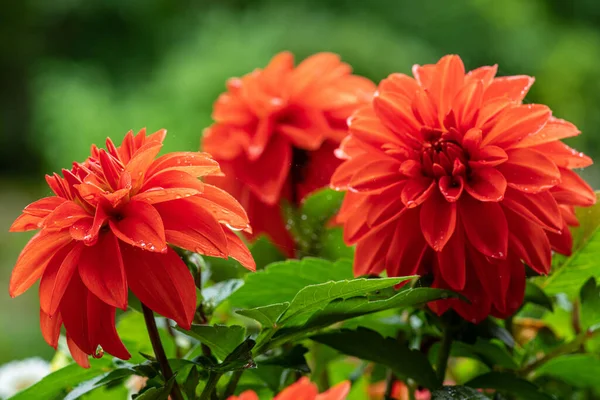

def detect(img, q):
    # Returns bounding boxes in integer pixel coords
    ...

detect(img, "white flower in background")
[125,375,149,399]
[0,358,50,399]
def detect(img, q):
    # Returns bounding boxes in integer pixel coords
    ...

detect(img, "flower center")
[420,129,468,180]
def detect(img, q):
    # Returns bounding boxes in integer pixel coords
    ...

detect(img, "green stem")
[384,369,396,400]
[199,371,223,400]
[408,381,417,400]
[223,370,244,399]
[141,304,184,400]
[436,326,453,385]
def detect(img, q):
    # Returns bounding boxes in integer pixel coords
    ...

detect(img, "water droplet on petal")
[93,345,104,359]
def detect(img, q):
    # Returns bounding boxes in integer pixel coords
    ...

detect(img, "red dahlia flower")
[331,55,595,322]
[203,51,375,256]
[228,377,350,400]
[10,128,255,367]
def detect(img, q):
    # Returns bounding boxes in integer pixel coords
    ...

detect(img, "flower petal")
[348,158,401,193]
[79,233,128,309]
[315,380,351,400]
[87,293,130,360]
[502,188,562,232]
[43,201,91,230]
[9,213,44,232]
[109,200,167,253]
[40,310,62,349]
[436,225,466,290]
[551,167,596,206]
[385,209,428,277]
[10,230,73,297]
[224,230,256,271]
[498,148,560,193]
[67,334,91,368]
[401,177,435,208]
[60,273,92,355]
[465,167,507,201]
[121,245,196,329]
[484,75,535,102]
[420,189,457,251]
[459,195,508,259]
[147,152,220,178]
[531,141,593,169]
[354,223,395,276]
[482,104,550,147]
[39,242,82,315]
[505,209,551,275]
[514,117,580,148]
[195,184,250,231]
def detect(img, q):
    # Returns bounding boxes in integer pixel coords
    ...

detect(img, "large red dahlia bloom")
[10,128,255,367]
[228,377,350,400]
[203,51,375,255]
[331,55,595,322]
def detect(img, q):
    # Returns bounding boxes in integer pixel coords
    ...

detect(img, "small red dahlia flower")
[228,377,350,400]
[203,51,375,256]
[10,128,255,367]
[331,55,595,322]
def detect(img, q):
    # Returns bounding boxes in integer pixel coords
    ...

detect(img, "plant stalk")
[199,371,223,400]
[436,326,453,385]
[141,304,184,400]
[223,370,244,399]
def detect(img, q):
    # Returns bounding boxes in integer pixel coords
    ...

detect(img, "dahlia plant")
[6,53,600,400]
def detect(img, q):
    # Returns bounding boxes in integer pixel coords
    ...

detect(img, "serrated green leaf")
[466,371,553,400]
[236,303,290,328]
[9,358,113,400]
[579,277,600,330]
[229,258,354,308]
[524,281,553,311]
[279,276,411,325]
[177,325,245,361]
[202,279,244,310]
[540,192,600,297]
[311,328,439,389]
[63,368,137,400]
[431,386,488,399]
[534,354,600,388]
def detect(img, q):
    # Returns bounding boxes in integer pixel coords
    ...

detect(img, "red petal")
[379,73,420,99]
[531,141,593,169]
[19,197,67,218]
[452,80,483,131]
[354,223,396,276]
[9,213,44,232]
[60,274,92,354]
[10,230,73,297]
[484,75,535,102]
[498,148,560,193]
[141,170,205,193]
[386,209,428,277]
[147,152,220,178]
[154,198,229,257]
[39,242,82,315]
[502,188,562,232]
[547,220,573,255]
[43,201,90,230]
[471,248,511,313]
[109,200,167,253]
[366,183,406,227]
[195,184,250,231]
[460,195,508,259]
[349,107,406,148]
[40,310,62,349]
[462,128,482,154]
[348,158,401,193]
[468,145,508,168]
[430,55,465,118]
[439,176,464,202]
[492,253,526,317]
[87,293,130,360]
[316,381,351,400]
[550,167,596,206]
[132,188,200,204]
[67,334,91,368]
[483,104,550,147]
[330,154,371,190]
[373,92,420,137]
[276,377,319,400]
[466,65,498,86]
[121,245,196,329]
[436,225,466,290]
[79,233,128,309]
[401,177,435,208]
[420,189,456,251]
[125,143,163,190]
[505,209,551,274]
[224,230,256,271]
[514,117,580,148]
[465,167,507,201]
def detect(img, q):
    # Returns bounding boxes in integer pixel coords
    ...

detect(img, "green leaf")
[524,282,554,311]
[117,311,175,363]
[236,303,290,328]
[215,338,256,372]
[278,276,411,325]
[311,328,439,389]
[229,258,353,308]
[10,358,113,400]
[249,235,286,270]
[318,227,355,261]
[540,192,600,297]
[431,386,488,399]
[466,371,553,400]
[579,277,600,330]
[202,279,244,310]
[257,345,310,373]
[134,375,177,400]
[183,366,201,400]
[534,354,600,388]
[454,339,518,370]
[177,325,246,361]
[63,368,138,400]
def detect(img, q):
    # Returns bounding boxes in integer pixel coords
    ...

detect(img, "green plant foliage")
[431,386,488,399]
[534,354,600,389]
[466,372,553,400]
[177,325,246,361]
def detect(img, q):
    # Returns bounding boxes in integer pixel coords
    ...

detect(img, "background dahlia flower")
[331,55,595,322]
[202,51,375,256]
[228,377,350,400]
[9,128,255,367]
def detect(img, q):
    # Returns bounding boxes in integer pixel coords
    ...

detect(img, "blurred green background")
[2,0,600,364]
